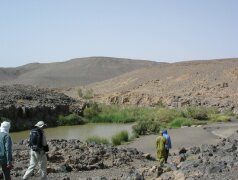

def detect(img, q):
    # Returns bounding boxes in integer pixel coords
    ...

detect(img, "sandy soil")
[125,121,238,158]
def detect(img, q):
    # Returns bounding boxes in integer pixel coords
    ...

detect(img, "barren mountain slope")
[0,57,162,88]
[74,58,238,113]
[0,63,44,83]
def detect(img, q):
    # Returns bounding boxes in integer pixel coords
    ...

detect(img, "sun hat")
[35,121,47,128]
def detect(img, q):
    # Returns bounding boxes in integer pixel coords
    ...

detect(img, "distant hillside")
[0,57,163,88]
[2,56,238,114]
[68,58,238,114]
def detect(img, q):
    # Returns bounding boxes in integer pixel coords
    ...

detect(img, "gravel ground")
[11,121,238,180]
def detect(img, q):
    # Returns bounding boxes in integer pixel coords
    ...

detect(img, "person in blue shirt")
[162,129,172,163]
[0,121,13,180]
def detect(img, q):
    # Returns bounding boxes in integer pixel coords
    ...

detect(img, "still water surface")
[11,123,134,143]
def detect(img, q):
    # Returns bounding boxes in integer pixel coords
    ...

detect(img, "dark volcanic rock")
[0,84,86,130]
[12,139,149,178]
[10,131,238,179]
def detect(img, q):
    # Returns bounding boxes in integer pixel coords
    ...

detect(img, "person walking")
[162,129,172,163]
[23,121,49,180]
[0,121,13,180]
[156,130,167,164]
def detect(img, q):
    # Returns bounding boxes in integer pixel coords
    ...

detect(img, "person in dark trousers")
[0,121,13,180]
[23,121,49,180]
[162,129,172,163]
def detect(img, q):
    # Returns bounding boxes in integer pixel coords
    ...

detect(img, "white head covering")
[0,121,11,134]
[35,121,47,128]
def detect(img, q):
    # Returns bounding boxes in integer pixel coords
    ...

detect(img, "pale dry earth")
[126,121,238,158]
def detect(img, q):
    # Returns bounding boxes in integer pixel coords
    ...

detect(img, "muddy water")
[11,123,134,143]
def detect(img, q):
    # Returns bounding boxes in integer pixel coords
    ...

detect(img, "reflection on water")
[10,123,134,143]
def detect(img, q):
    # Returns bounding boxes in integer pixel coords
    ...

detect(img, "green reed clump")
[132,120,161,136]
[85,104,155,123]
[86,136,109,144]
[84,102,102,119]
[181,107,234,122]
[111,130,129,145]
[57,114,85,126]
[168,117,193,128]
[181,107,209,120]
[208,113,233,122]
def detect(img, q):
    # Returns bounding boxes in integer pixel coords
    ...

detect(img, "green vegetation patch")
[168,117,193,128]
[132,120,161,136]
[111,130,129,145]
[57,114,85,126]
[181,107,210,120]
[84,104,142,123]
[83,102,236,136]
[209,113,233,122]
[86,136,109,144]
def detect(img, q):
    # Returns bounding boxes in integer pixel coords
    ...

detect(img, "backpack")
[29,128,43,151]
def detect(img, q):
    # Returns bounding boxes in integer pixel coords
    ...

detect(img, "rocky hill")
[0,57,162,88]
[1,57,238,114]
[75,58,238,114]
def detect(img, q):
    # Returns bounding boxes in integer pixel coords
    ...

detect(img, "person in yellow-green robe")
[156,131,167,164]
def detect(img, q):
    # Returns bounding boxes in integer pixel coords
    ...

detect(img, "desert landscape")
[2,57,238,113]
[1,57,238,179]
[1,1,237,179]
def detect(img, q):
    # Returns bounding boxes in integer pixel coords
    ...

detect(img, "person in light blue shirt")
[162,129,172,163]
[0,121,13,180]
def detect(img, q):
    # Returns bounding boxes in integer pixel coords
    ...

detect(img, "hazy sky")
[1,0,238,67]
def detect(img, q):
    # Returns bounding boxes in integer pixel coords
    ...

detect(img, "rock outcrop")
[0,84,86,130]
